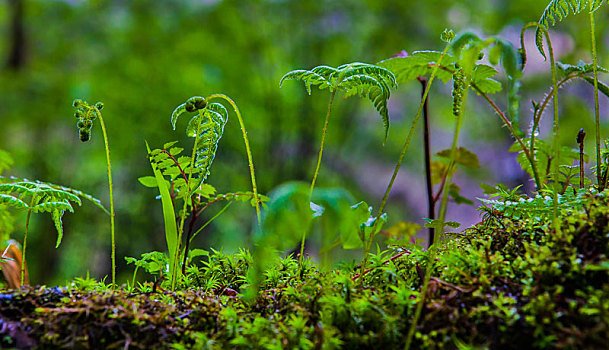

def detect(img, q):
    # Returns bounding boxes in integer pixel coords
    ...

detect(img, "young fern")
[72,99,117,286]
[537,0,607,188]
[0,177,107,285]
[280,62,396,263]
[143,95,264,290]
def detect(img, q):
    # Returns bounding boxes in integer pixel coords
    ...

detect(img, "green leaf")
[146,141,178,274]
[52,210,64,248]
[583,77,609,98]
[378,51,455,83]
[138,176,158,188]
[0,193,29,209]
[436,147,480,169]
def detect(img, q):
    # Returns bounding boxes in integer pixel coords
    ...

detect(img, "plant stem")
[404,89,469,350]
[360,44,451,276]
[589,12,602,190]
[20,206,33,286]
[418,78,435,247]
[207,94,262,226]
[475,86,541,189]
[172,110,206,290]
[299,89,337,264]
[578,128,586,188]
[94,109,116,287]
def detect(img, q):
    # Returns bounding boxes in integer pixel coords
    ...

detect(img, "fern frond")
[539,0,604,28]
[279,69,333,94]
[281,62,396,140]
[0,177,105,248]
[166,98,228,190]
[537,0,607,56]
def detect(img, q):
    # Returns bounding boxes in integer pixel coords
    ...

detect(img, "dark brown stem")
[6,0,25,70]
[418,77,435,248]
[577,128,586,189]
[181,207,199,274]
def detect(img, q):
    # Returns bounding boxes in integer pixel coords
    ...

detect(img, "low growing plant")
[280,62,396,263]
[0,176,107,285]
[140,95,265,290]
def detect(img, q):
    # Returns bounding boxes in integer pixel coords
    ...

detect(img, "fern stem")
[475,86,541,189]
[172,110,207,290]
[404,88,469,350]
[21,195,38,286]
[20,204,34,286]
[94,109,116,287]
[297,89,337,264]
[207,94,262,225]
[309,90,337,196]
[544,27,561,232]
[360,43,452,277]
[522,22,561,230]
[589,12,602,189]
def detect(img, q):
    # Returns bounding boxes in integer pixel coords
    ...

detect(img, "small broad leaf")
[436,147,480,169]
[138,176,158,188]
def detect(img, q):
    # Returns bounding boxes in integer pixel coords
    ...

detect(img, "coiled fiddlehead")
[171,96,228,188]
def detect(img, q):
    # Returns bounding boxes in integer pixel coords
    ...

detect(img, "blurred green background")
[0,0,607,284]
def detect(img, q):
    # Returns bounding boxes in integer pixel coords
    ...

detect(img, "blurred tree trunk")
[6,0,26,70]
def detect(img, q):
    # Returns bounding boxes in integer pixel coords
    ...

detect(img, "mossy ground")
[0,191,608,349]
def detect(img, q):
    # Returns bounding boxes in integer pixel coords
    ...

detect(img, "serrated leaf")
[0,194,29,209]
[170,103,187,130]
[52,210,64,248]
[378,51,455,83]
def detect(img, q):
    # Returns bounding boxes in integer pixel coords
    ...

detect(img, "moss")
[0,193,607,349]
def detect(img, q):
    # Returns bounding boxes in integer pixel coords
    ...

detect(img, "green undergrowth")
[1,189,607,349]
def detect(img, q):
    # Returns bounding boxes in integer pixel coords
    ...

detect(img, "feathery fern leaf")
[0,178,105,247]
[537,0,606,56]
[169,97,228,187]
[281,62,396,140]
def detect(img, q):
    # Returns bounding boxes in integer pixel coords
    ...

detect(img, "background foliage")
[0,0,607,284]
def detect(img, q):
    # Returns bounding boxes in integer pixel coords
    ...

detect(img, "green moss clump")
[0,191,607,349]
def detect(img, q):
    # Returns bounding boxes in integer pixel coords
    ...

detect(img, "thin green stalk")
[545,27,561,232]
[93,109,116,287]
[207,94,262,225]
[360,42,452,276]
[190,202,232,244]
[298,89,337,264]
[589,11,602,189]
[475,87,541,189]
[20,196,36,286]
[172,109,206,290]
[404,90,469,350]
[522,23,560,231]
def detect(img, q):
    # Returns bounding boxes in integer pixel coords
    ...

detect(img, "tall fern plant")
[72,99,117,286]
[538,0,607,189]
[280,62,396,262]
[144,95,263,290]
